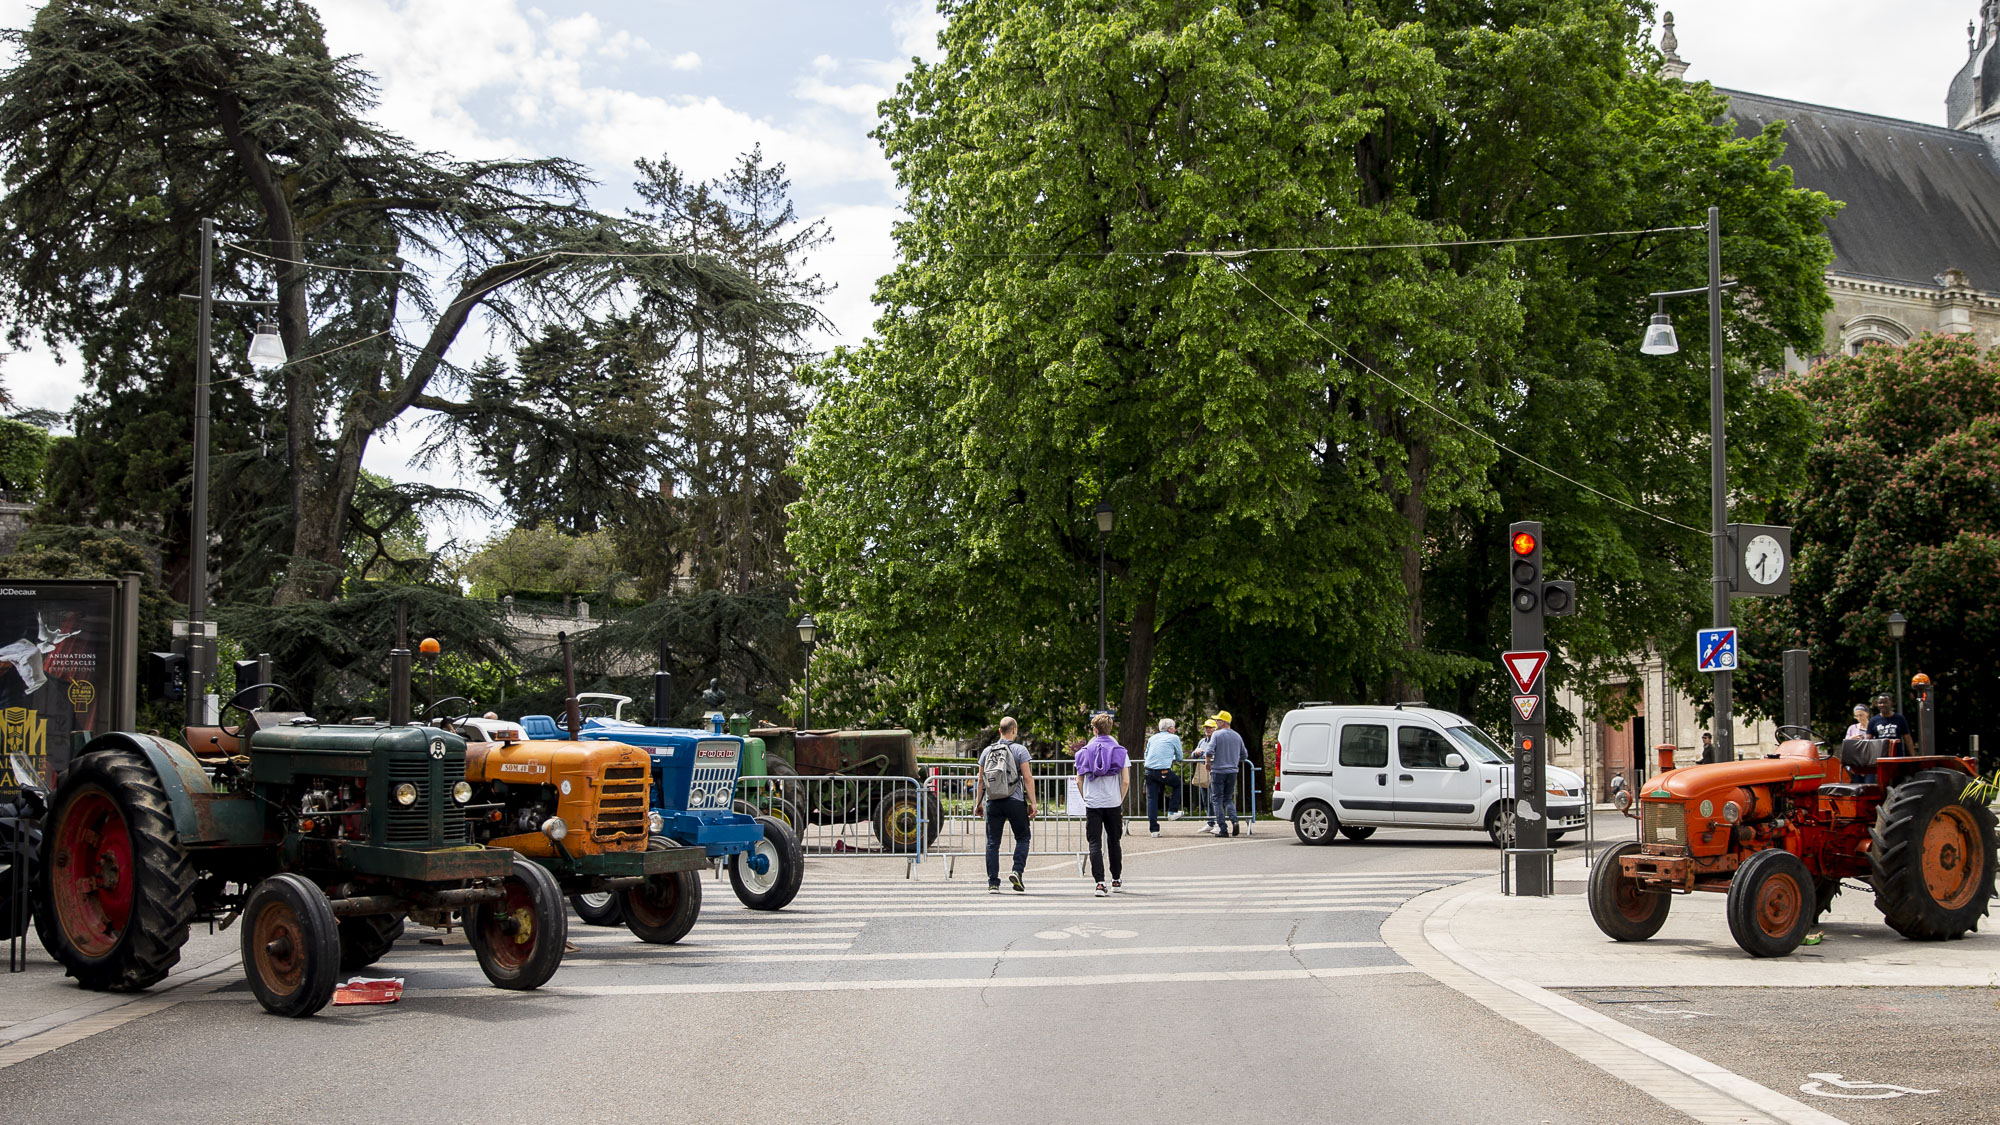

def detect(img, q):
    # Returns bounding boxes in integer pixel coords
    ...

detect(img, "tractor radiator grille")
[687,739,742,812]
[1642,802,1687,846]
[594,770,651,844]
[386,758,431,843]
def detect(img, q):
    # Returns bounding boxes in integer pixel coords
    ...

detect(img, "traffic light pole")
[1507,521,1561,897]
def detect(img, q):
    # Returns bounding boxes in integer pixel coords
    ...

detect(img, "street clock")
[1727,523,1791,597]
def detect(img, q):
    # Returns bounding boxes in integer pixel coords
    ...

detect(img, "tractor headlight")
[1722,801,1742,824]
[452,781,473,804]
[540,816,568,841]
[687,789,706,809]
[1613,789,1633,812]
[394,782,419,806]
[647,810,665,834]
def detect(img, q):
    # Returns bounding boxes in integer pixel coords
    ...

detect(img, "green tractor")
[742,722,941,852]
[36,684,567,1018]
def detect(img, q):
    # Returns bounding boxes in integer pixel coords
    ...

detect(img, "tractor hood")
[465,737,649,783]
[1640,741,1830,802]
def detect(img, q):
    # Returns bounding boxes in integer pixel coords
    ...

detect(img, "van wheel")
[1292,801,1337,846]
[1485,802,1516,849]
[1338,826,1376,842]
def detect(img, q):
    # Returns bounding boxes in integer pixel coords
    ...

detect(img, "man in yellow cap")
[1206,711,1246,837]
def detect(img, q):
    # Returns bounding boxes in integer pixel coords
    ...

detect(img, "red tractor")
[1590,676,1996,957]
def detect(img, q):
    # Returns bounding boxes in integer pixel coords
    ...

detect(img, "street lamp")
[797,613,818,730]
[181,217,286,724]
[1640,205,1740,760]
[1888,611,1908,713]
[1093,501,1115,713]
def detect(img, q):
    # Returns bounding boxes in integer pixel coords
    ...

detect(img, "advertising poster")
[0,580,116,798]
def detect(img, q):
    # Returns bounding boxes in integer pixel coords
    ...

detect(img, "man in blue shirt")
[1206,711,1248,837]
[1142,719,1183,836]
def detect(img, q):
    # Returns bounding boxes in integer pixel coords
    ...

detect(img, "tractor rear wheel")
[241,874,340,1018]
[1588,841,1672,941]
[622,837,702,944]
[1727,848,1815,957]
[569,891,624,927]
[35,748,194,991]
[468,857,567,990]
[337,912,405,972]
[730,815,804,910]
[1870,768,1998,940]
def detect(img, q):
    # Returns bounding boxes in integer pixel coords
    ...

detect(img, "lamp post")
[1888,611,1908,714]
[184,216,286,724]
[1093,501,1115,713]
[1640,205,1738,760]
[797,613,819,729]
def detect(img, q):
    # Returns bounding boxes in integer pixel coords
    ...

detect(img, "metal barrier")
[735,774,933,870]
[1121,760,1259,834]
[922,762,1090,878]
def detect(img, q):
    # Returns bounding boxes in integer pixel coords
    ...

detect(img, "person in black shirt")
[1698,733,1715,764]
[1866,693,1915,751]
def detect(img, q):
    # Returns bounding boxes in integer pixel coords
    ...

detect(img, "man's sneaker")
[1231,826,1241,837]
[1111,879,1122,891]
[1168,811,1184,820]
[1149,829,1161,838]
[1094,882,1109,898]
[1009,872,1025,893]
[988,882,1002,894]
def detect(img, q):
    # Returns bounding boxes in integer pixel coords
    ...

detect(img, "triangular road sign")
[1502,650,1549,695]
[1512,695,1539,722]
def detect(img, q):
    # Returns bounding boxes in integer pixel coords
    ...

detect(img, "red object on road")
[333,977,404,1005]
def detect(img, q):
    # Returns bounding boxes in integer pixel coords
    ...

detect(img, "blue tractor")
[522,694,803,934]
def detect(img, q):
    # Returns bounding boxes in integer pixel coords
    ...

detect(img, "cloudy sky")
[0,0,1984,541]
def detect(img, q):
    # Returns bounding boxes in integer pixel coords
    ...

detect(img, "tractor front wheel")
[1871,769,1998,940]
[1588,841,1672,941]
[730,816,804,910]
[569,892,624,927]
[1727,848,1815,958]
[337,912,405,972]
[873,788,935,853]
[622,837,702,944]
[241,874,340,1018]
[468,857,567,990]
[35,747,194,991]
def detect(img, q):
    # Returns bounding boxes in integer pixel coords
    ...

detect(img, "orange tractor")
[1590,676,1996,957]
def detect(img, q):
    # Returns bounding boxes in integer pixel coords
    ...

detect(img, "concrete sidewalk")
[1,926,241,1069]
[1447,855,2000,988]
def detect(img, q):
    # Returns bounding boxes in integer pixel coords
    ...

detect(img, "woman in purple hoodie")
[1075,712,1131,896]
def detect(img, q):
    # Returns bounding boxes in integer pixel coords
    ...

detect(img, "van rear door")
[1282,721,1333,785]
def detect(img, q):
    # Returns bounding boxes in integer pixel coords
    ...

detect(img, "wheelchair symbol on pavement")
[1798,1073,1940,1099]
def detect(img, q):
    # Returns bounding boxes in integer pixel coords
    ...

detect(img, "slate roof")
[1721,88,2000,290]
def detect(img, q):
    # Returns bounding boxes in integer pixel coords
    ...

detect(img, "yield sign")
[1512,695,1540,722]
[1502,650,1549,695]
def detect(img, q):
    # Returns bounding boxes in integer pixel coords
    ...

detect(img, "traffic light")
[1542,580,1576,617]
[1509,523,1544,632]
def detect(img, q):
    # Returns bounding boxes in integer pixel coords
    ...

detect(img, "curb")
[1381,877,1848,1125]
[0,948,242,1072]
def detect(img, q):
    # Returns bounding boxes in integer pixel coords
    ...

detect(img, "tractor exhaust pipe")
[389,602,412,725]
[559,631,582,739]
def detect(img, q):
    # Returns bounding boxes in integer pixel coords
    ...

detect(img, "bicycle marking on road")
[1798,1074,1940,1100]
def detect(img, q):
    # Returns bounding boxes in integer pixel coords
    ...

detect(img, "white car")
[1271,704,1587,847]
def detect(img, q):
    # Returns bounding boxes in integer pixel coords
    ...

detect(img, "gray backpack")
[980,741,1021,799]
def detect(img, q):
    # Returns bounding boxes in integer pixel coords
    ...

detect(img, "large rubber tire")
[468,857,567,990]
[569,891,625,927]
[766,758,806,824]
[35,748,194,991]
[337,913,406,973]
[1,842,33,941]
[734,797,807,844]
[623,837,702,944]
[1588,841,1671,942]
[730,815,805,910]
[1870,768,1998,941]
[1727,848,1816,958]
[1485,801,1516,849]
[1338,825,1376,842]
[873,788,931,853]
[241,874,340,1018]
[1292,800,1337,846]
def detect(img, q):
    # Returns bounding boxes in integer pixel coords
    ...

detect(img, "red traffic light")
[1511,531,1538,557]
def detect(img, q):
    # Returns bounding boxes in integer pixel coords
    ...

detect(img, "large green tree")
[0,0,765,605]
[792,0,1832,750]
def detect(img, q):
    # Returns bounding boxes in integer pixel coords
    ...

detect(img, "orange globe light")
[1911,672,1931,686]
[418,637,441,656]
[1511,531,1537,557]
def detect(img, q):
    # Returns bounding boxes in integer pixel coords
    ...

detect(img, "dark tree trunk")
[1116,584,1159,752]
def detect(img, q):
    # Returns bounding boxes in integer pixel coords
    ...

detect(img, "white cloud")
[809,203,902,348]
[890,0,948,63]
[794,56,904,117]
[669,50,701,71]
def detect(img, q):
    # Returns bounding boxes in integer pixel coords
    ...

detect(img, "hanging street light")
[797,613,819,729]
[1888,611,1908,714]
[1639,300,1679,355]
[247,321,288,370]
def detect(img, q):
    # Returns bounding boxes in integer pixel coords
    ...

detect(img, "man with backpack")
[973,716,1036,893]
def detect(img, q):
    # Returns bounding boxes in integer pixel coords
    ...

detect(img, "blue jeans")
[1145,768,1180,831]
[1210,771,1238,831]
[985,796,1031,882]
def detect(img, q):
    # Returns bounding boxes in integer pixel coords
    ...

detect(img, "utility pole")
[1705,206,1733,761]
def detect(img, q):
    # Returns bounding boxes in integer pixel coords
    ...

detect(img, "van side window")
[1398,725,1455,769]
[1339,724,1388,768]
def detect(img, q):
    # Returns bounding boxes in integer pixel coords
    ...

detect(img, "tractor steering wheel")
[220,682,298,740]
[1775,724,1817,744]
[424,696,476,730]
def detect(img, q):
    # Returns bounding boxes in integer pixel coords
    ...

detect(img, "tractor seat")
[1839,738,1892,773]
[184,726,243,757]
[520,714,563,740]
[1818,782,1881,799]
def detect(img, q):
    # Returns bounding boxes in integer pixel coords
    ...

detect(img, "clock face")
[1745,534,1785,585]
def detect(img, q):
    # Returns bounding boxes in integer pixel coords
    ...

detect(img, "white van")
[1271,704,1586,847]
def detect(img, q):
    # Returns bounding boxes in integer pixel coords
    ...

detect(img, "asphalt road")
[4,819,1688,1124]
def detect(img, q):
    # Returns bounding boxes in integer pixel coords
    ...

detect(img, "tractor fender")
[75,732,243,846]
